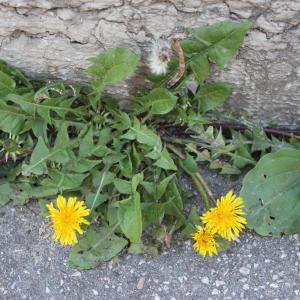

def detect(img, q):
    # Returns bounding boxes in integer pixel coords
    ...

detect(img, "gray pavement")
[0,169,299,300]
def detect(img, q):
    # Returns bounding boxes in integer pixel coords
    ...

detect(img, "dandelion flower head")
[47,195,90,245]
[201,190,247,241]
[192,225,218,257]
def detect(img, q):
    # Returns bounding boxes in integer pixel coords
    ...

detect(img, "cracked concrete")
[0,0,299,126]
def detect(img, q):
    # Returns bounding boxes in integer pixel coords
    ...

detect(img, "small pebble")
[201,276,209,285]
[239,267,250,275]
[71,271,81,277]
[137,277,145,290]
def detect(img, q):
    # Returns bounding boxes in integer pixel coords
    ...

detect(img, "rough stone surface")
[1,166,300,299]
[0,1,299,126]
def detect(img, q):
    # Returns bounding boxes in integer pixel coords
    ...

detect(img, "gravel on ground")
[1,168,299,300]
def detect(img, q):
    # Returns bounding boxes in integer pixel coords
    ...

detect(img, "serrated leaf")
[69,225,128,269]
[6,93,82,123]
[196,82,231,113]
[241,148,300,236]
[22,135,80,176]
[189,21,252,68]
[86,48,139,84]
[42,169,87,191]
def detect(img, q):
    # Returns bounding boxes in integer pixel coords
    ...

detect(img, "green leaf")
[144,88,177,115]
[86,47,139,84]
[22,136,49,176]
[42,169,87,191]
[142,203,165,227]
[153,148,177,171]
[180,40,207,58]
[232,134,255,169]
[181,154,198,173]
[0,182,14,207]
[0,70,16,96]
[220,164,241,175]
[0,102,26,134]
[68,158,101,173]
[164,180,184,223]
[118,191,143,244]
[196,82,231,113]
[69,225,128,269]
[190,54,209,84]
[86,193,108,211]
[79,126,94,157]
[50,123,74,164]
[240,148,300,236]
[189,21,252,68]
[6,93,82,123]
[132,173,144,192]
[119,156,133,179]
[89,170,115,211]
[155,174,175,200]
[22,134,80,176]
[113,178,132,195]
[0,60,32,88]
[0,182,57,207]
[180,206,200,238]
[215,236,231,252]
[129,118,162,149]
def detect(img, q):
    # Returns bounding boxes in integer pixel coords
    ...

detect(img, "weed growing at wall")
[1,21,299,269]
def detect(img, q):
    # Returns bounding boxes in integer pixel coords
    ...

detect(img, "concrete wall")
[0,0,299,126]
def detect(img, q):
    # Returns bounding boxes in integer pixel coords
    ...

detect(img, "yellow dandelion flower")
[192,225,218,257]
[201,190,247,241]
[46,195,90,245]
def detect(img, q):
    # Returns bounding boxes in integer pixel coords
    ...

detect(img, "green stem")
[166,143,211,210]
[166,142,185,159]
[189,173,210,210]
[195,172,216,203]
[141,112,152,125]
